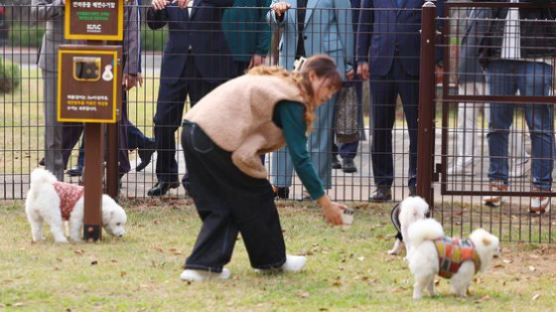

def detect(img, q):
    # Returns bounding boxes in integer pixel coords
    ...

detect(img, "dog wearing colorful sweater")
[406,219,500,299]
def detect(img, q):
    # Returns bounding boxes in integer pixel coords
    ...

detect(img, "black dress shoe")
[273,186,289,199]
[136,139,156,172]
[39,158,45,166]
[148,181,180,197]
[342,158,357,173]
[369,187,392,202]
[66,165,83,177]
[332,155,342,169]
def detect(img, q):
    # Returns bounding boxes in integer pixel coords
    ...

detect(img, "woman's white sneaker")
[180,268,231,282]
[281,255,307,273]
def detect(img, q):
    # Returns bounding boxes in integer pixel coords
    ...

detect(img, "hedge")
[0,58,21,93]
[7,25,166,52]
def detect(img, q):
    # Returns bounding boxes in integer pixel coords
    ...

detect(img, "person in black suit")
[357,0,443,201]
[147,0,234,196]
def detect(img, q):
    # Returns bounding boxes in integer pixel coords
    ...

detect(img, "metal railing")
[1,1,555,243]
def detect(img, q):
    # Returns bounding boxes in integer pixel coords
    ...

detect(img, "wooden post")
[416,1,437,207]
[83,123,104,241]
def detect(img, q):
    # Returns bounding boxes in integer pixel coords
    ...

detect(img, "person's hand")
[136,73,143,88]
[249,54,265,69]
[317,195,345,226]
[62,0,66,4]
[345,69,355,80]
[123,73,137,90]
[271,2,291,18]
[173,0,192,9]
[152,0,170,10]
[357,62,370,81]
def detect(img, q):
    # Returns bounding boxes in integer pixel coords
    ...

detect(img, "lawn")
[1,199,555,311]
[0,67,160,174]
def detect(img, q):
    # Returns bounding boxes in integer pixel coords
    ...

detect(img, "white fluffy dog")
[388,196,430,255]
[406,219,500,299]
[25,168,127,243]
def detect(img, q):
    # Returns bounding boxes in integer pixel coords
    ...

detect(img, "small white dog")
[406,219,500,299]
[388,196,430,255]
[25,168,127,243]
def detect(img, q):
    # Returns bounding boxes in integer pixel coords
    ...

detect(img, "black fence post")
[416,1,437,207]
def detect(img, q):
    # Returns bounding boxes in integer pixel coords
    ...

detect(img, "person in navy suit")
[147,0,234,196]
[357,0,443,201]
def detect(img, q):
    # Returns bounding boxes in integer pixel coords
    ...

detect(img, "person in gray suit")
[31,0,70,180]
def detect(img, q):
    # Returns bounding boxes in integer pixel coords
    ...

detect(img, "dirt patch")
[492,244,556,276]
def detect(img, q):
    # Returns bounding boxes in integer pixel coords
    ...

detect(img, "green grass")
[0,68,161,173]
[1,199,555,311]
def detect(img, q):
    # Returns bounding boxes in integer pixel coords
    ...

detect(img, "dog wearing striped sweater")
[406,219,500,299]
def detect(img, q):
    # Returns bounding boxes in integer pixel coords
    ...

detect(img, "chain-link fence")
[1,1,555,243]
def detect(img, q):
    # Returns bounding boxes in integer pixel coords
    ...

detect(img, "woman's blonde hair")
[247,54,342,132]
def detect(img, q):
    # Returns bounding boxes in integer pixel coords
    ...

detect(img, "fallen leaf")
[111,259,118,263]
[153,219,160,225]
[56,257,63,262]
[494,264,504,269]
[357,256,365,262]
[154,246,164,253]
[319,308,329,311]
[480,295,490,301]
[532,293,541,301]
[120,271,127,278]
[529,266,536,272]
[434,279,440,286]
[91,260,98,265]
[503,259,511,264]
[297,291,310,298]
[73,249,85,255]
[12,302,24,307]
[332,281,342,287]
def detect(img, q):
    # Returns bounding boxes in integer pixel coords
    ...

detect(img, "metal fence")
[433,1,556,243]
[0,1,555,243]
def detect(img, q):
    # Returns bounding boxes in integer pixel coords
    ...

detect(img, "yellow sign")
[57,45,122,123]
[64,0,123,41]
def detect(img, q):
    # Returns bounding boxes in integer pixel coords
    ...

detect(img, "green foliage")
[0,57,21,93]
[8,25,45,49]
[7,25,166,52]
[141,27,167,52]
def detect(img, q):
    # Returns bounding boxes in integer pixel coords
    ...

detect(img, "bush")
[6,24,166,51]
[0,58,21,93]
[141,27,167,52]
[9,25,45,49]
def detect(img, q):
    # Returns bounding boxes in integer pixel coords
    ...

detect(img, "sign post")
[61,0,123,242]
